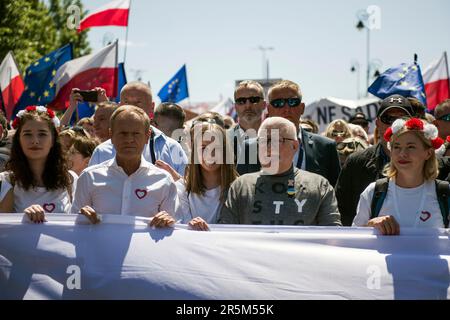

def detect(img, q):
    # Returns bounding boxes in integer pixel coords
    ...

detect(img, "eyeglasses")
[235,96,263,105]
[380,114,402,125]
[258,137,296,146]
[438,114,450,122]
[270,97,301,108]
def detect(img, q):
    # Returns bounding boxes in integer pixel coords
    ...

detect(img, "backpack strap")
[370,177,389,219]
[434,179,450,228]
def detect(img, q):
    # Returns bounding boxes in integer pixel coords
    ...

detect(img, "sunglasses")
[380,114,402,125]
[438,114,450,122]
[331,130,346,137]
[270,97,301,108]
[235,96,263,105]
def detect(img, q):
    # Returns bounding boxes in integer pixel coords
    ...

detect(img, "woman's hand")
[188,217,209,231]
[367,215,400,235]
[24,205,46,224]
[149,211,175,228]
[155,160,182,182]
[79,205,101,224]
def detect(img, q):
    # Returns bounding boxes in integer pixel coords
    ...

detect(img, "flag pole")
[123,0,132,63]
[445,51,450,93]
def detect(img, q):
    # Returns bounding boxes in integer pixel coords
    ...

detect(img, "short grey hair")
[258,117,298,140]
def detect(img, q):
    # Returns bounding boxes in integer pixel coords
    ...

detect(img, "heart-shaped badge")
[135,189,147,200]
[43,203,56,213]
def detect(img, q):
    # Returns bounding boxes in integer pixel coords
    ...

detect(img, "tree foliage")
[0,0,91,72]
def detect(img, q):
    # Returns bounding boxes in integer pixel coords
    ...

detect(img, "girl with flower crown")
[353,117,448,234]
[0,106,75,222]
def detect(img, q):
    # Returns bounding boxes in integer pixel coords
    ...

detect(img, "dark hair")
[72,135,99,158]
[6,110,72,191]
[154,102,186,128]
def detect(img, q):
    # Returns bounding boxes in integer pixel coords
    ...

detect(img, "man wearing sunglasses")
[433,99,450,140]
[335,94,414,226]
[229,80,266,166]
[238,80,341,187]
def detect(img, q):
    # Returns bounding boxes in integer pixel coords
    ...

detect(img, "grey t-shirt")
[219,167,341,226]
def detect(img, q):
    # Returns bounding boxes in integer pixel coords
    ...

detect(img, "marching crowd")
[1,78,450,235]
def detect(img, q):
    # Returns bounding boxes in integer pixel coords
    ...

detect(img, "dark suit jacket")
[237,129,341,186]
[335,143,386,226]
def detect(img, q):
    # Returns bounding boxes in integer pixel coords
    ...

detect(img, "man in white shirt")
[88,82,188,176]
[72,105,179,227]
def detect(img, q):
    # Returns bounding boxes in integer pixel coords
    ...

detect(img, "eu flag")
[71,63,127,124]
[158,65,189,103]
[14,44,73,116]
[368,63,427,105]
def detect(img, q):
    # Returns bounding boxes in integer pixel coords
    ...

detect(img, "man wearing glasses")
[230,80,266,167]
[219,117,341,226]
[237,80,341,187]
[335,94,414,226]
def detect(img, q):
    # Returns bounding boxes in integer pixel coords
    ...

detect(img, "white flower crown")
[12,106,60,129]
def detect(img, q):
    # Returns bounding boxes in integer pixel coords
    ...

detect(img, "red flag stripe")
[78,8,129,32]
[1,75,25,120]
[49,68,117,110]
[425,79,450,111]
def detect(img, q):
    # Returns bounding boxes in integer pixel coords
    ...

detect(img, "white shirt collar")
[110,155,153,171]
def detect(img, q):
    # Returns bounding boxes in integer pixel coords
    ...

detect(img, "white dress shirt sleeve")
[70,171,93,214]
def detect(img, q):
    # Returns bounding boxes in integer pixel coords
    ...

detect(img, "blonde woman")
[353,118,448,234]
[324,119,352,143]
[157,122,238,230]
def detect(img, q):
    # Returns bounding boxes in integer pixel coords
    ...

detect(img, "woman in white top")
[353,117,447,234]
[0,106,75,222]
[157,120,238,230]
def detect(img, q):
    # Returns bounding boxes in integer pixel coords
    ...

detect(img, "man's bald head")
[120,81,155,116]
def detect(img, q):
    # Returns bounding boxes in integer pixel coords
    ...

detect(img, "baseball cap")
[377,94,414,118]
[349,112,369,127]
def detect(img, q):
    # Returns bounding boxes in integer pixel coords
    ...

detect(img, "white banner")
[0,214,449,300]
[304,97,381,134]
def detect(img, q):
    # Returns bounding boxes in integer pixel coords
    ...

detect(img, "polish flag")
[78,0,130,32]
[49,42,118,110]
[423,52,450,112]
[0,52,25,120]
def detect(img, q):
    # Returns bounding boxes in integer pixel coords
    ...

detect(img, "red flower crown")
[12,106,60,129]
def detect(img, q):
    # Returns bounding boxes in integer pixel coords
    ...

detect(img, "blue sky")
[82,0,450,104]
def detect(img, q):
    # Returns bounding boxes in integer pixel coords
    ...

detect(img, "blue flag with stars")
[368,63,427,105]
[158,65,189,103]
[14,44,73,116]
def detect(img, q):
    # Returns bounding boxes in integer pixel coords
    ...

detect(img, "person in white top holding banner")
[71,105,179,227]
[353,118,449,234]
[0,106,75,222]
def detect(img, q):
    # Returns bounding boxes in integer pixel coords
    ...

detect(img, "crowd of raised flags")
[0,0,449,124]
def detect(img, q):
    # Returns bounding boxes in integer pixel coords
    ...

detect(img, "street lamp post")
[356,14,370,96]
[257,46,274,81]
[356,6,381,96]
[351,60,360,100]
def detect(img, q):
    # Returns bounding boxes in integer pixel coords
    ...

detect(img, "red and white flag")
[78,0,130,33]
[0,52,25,120]
[423,52,450,112]
[49,42,118,110]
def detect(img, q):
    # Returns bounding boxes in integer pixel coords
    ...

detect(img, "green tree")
[0,0,58,72]
[48,0,91,58]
